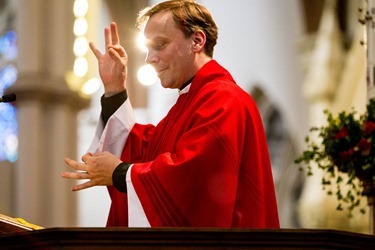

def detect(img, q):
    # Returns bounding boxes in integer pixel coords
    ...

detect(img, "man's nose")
[145,50,158,64]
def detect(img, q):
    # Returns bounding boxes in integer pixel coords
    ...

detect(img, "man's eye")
[154,43,166,50]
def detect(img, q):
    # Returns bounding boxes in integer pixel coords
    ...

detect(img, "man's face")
[144,11,196,89]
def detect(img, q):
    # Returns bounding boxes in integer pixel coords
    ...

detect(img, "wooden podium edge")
[1,227,375,249]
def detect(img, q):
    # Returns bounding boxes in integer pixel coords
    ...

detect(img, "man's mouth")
[156,68,166,76]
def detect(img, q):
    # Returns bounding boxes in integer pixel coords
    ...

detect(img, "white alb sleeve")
[87,99,135,157]
[88,99,149,227]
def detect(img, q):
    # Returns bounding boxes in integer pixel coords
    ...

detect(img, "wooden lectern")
[1,213,375,249]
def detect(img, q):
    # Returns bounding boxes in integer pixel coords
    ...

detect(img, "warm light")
[73,17,88,36]
[74,0,89,17]
[70,0,91,94]
[81,77,100,95]
[74,57,88,77]
[137,64,158,86]
[65,70,81,91]
[73,37,89,56]
[136,32,147,52]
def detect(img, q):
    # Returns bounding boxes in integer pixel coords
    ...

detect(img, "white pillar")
[14,98,45,223]
[9,0,89,227]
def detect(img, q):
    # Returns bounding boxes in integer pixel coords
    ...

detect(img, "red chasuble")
[106,60,279,228]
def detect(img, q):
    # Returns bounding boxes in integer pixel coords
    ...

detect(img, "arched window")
[0,0,18,162]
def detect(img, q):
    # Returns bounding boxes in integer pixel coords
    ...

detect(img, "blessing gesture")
[89,22,128,97]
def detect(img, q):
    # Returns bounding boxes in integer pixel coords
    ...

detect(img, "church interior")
[0,0,374,236]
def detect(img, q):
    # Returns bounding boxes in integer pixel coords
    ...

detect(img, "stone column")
[8,0,89,227]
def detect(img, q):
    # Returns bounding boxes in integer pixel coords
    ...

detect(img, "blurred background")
[0,0,371,233]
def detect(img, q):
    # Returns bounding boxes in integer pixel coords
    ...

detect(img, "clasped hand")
[61,151,122,191]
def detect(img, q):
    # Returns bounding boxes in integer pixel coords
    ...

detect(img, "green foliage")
[295,98,375,216]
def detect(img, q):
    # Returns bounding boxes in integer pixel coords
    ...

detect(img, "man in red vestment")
[62,0,279,228]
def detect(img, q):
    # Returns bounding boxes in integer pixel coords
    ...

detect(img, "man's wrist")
[101,89,128,124]
[112,162,131,193]
[104,87,127,97]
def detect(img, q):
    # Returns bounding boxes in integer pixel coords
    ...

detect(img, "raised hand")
[90,22,128,97]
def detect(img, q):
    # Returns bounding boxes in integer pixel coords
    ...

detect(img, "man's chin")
[160,81,177,89]
[160,82,171,89]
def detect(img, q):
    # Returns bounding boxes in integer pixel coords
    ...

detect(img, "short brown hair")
[137,0,218,57]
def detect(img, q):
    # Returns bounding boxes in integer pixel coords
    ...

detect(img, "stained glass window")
[0,1,18,163]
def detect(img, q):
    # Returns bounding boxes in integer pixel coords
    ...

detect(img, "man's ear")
[192,30,206,53]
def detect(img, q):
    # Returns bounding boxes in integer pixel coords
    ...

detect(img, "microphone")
[0,93,16,103]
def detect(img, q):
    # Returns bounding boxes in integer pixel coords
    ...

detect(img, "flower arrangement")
[295,98,375,215]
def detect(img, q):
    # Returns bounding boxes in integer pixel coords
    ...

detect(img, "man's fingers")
[89,42,102,59]
[64,157,76,167]
[81,152,93,164]
[71,180,95,192]
[61,158,94,192]
[110,22,120,45]
[108,45,127,58]
[64,157,87,171]
[104,26,112,51]
[60,171,89,180]
[108,48,123,64]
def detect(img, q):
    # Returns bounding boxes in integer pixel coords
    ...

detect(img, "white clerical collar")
[178,83,191,95]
